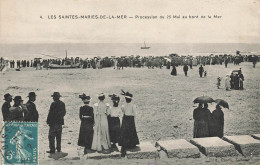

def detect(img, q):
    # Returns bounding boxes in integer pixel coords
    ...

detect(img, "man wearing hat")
[24,92,39,122]
[9,96,28,121]
[2,93,12,121]
[47,92,66,154]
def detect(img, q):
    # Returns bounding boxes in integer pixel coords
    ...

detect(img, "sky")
[0,0,260,44]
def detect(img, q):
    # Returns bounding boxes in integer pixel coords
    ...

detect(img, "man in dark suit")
[24,92,39,122]
[183,64,189,76]
[2,93,12,121]
[47,92,66,154]
[9,96,28,121]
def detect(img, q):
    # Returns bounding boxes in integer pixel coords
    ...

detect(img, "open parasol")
[193,96,214,104]
[215,99,229,109]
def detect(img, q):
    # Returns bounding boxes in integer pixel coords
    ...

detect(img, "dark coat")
[183,65,188,72]
[8,105,26,121]
[171,65,177,75]
[47,100,66,125]
[209,108,224,138]
[199,66,204,73]
[2,102,11,121]
[78,105,94,148]
[193,107,211,138]
[24,101,39,122]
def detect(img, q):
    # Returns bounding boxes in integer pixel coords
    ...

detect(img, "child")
[217,77,221,89]
[204,71,207,77]
[108,94,122,148]
[78,94,94,154]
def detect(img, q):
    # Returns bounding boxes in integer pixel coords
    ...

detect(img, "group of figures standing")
[222,69,245,90]
[1,92,39,122]
[1,90,139,157]
[193,103,224,138]
[171,64,207,78]
[77,91,139,156]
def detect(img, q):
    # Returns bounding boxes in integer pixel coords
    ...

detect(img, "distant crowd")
[1,52,259,70]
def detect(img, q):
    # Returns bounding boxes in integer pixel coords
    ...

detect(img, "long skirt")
[193,120,210,138]
[171,68,177,76]
[78,119,94,149]
[119,115,139,148]
[108,116,120,143]
[91,114,111,151]
[209,120,224,138]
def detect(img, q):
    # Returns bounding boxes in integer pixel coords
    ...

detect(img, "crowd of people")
[1,53,259,71]
[2,92,38,122]
[222,68,245,90]
[193,103,224,138]
[1,91,139,157]
[2,90,230,157]
[0,51,258,159]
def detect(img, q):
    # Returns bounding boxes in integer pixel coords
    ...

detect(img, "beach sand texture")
[0,62,259,164]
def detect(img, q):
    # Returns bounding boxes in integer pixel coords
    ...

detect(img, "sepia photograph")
[0,0,260,164]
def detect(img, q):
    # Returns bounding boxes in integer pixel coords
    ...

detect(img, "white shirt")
[108,106,122,117]
[121,103,137,116]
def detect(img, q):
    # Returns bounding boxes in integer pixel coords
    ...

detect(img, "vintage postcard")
[0,0,260,164]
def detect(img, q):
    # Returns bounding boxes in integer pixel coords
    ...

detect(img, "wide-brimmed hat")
[79,93,91,100]
[109,94,120,101]
[98,93,105,97]
[28,92,37,97]
[121,90,133,99]
[13,96,23,101]
[3,93,12,100]
[51,92,61,97]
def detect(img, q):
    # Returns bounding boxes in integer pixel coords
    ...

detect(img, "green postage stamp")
[1,122,38,165]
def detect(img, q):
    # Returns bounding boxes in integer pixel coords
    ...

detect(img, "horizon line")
[1,42,260,45]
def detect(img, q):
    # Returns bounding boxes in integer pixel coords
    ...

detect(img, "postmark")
[0,121,38,165]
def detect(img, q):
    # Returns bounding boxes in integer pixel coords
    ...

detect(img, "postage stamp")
[1,122,38,165]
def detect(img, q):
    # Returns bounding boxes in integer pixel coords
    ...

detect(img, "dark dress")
[119,104,139,148]
[108,116,120,143]
[209,108,224,138]
[183,65,188,76]
[78,105,94,148]
[107,106,121,144]
[193,107,211,138]
[119,116,139,148]
[239,73,244,89]
[199,66,204,77]
[171,65,177,76]
[234,74,239,90]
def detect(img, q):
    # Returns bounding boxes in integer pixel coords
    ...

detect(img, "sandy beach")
[0,62,259,164]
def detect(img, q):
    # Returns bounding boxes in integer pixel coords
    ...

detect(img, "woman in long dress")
[193,103,211,138]
[209,105,224,138]
[77,94,94,154]
[119,91,139,157]
[91,93,111,152]
[107,94,122,148]
[225,74,231,90]
[171,64,177,76]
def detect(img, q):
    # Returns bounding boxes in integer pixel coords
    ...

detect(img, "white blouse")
[93,101,110,116]
[108,106,122,117]
[121,103,137,116]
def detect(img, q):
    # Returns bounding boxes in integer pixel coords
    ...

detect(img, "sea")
[0,43,259,60]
